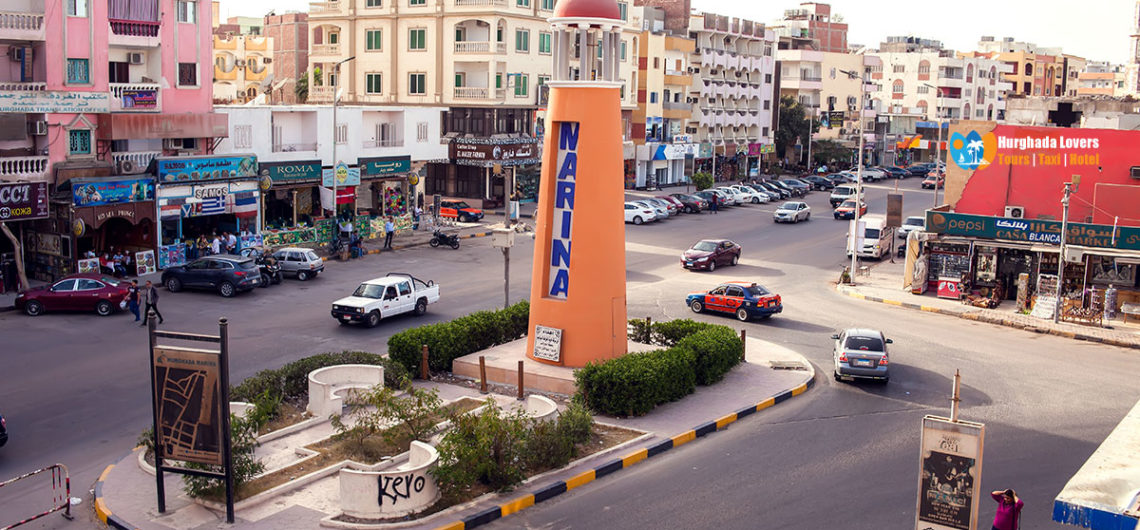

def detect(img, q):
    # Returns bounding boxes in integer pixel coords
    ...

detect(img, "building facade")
[305,0,641,202]
[264,12,309,104]
[869,49,1012,122]
[213,33,274,103]
[770,2,847,54]
[630,27,694,188]
[0,0,225,281]
[968,37,1067,97]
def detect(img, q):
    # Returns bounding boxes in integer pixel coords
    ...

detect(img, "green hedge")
[230,351,409,404]
[387,300,530,375]
[575,319,742,416]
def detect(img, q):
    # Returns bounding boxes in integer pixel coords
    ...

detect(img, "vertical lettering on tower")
[547,121,579,299]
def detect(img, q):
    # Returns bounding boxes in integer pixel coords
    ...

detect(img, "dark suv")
[162,255,261,297]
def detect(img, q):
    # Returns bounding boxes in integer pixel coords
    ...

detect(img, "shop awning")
[97,113,229,140]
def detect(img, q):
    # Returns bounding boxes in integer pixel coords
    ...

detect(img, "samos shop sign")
[547,122,580,299]
[925,210,1140,251]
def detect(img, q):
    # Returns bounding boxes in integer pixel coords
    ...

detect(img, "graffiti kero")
[548,121,579,299]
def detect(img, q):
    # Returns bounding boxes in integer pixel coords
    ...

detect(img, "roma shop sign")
[925,210,1140,251]
[262,161,322,182]
[0,181,49,221]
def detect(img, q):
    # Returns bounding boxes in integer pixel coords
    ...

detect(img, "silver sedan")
[833,328,892,382]
[773,201,811,223]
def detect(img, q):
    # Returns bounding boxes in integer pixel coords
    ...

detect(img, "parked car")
[898,215,926,239]
[754,182,788,200]
[833,328,892,382]
[773,201,812,223]
[772,180,805,197]
[681,239,741,272]
[0,411,6,447]
[331,273,440,327]
[730,185,769,204]
[740,184,777,202]
[922,173,945,189]
[694,190,732,208]
[906,163,933,177]
[272,247,325,281]
[14,273,129,317]
[624,201,657,224]
[647,197,678,216]
[636,200,669,219]
[829,184,865,208]
[834,199,868,220]
[658,195,687,212]
[877,166,909,179]
[439,200,485,223]
[827,173,857,185]
[846,214,892,259]
[162,255,261,297]
[860,168,887,182]
[687,281,783,322]
[803,175,835,190]
[714,187,746,205]
[669,193,707,213]
[783,179,812,195]
[238,247,283,287]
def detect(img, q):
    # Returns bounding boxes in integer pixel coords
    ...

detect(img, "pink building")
[0,0,228,281]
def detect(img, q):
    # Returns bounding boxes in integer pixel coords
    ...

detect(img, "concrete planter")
[307,364,385,419]
[339,441,441,519]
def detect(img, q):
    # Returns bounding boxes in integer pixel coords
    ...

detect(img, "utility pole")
[806,113,813,171]
[922,83,945,210]
[330,56,355,247]
[841,69,866,284]
[1054,179,1076,323]
[502,167,513,309]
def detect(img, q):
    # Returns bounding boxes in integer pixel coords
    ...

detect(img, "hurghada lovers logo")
[950,129,1101,171]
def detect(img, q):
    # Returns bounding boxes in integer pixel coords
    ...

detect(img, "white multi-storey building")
[686,12,777,179]
[869,50,1012,122]
[777,47,881,152]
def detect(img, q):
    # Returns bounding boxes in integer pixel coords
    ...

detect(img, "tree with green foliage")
[775,96,819,166]
[294,71,309,103]
[811,139,853,168]
[691,171,713,191]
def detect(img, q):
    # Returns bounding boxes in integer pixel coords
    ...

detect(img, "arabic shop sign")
[322,162,361,187]
[361,156,411,176]
[0,90,111,113]
[121,89,158,110]
[262,161,322,182]
[451,138,540,167]
[925,211,1140,251]
[157,155,258,183]
[72,178,155,207]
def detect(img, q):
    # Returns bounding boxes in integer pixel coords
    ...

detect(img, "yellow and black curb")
[837,287,1140,350]
[433,377,816,530]
[94,447,141,530]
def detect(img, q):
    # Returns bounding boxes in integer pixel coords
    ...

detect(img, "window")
[178,63,197,86]
[762,126,769,137]
[67,0,87,16]
[516,0,529,6]
[618,1,627,20]
[650,92,657,103]
[539,32,551,54]
[176,0,196,23]
[409,28,426,50]
[893,64,905,73]
[454,72,465,87]
[366,0,381,5]
[653,57,659,69]
[409,0,425,5]
[455,26,465,42]
[918,61,930,75]
[515,29,529,52]
[620,41,627,61]
[409,73,426,95]
[764,73,772,84]
[417,122,429,142]
[233,125,253,149]
[336,124,347,144]
[328,32,339,44]
[763,100,770,110]
[538,75,549,86]
[69,130,91,155]
[917,85,929,94]
[892,79,904,94]
[540,0,554,9]
[366,29,383,50]
[514,73,528,96]
[496,26,503,42]
[366,73,383,94]
[66,59,89,84]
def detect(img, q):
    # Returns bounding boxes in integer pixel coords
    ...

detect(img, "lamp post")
[840,69,866,284]
[330,56,355,246]
[921,83,945,209]
[1054,178,1078,323]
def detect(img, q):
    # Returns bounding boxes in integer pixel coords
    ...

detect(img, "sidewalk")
[95,338,815,530]
[837,259,1140,350]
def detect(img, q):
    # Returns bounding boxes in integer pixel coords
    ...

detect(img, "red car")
[681,239,741,272]
[439,200,485,223]
[14,273,129,317]
[833,200,868,220]
[921,173,945,189]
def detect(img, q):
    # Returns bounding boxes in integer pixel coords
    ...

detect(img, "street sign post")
[915,371,985,530]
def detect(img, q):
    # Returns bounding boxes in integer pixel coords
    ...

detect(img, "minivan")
[830,184,864,208]
[846,215,893,259]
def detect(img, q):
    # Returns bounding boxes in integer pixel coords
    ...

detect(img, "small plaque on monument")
[533,325,563,362]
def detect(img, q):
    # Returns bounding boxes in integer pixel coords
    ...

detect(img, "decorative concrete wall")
[307,364,384,418]
[229,402,255,418]
[339,441,440,519]
[520,395,558,423]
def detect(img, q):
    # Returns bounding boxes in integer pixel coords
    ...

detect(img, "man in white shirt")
[226,232,238,253]
[210,234,222,255]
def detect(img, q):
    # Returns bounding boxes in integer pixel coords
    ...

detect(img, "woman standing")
[991,488,1023,530]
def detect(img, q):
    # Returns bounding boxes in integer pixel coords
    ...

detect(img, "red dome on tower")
[552,0,621,20]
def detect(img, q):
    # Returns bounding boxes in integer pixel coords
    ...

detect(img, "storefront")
[0,181,50,290]
[155,155,260,268]
[259,160,323,230]
[71,176,158,274]
[360,156,413,217]
[634,142,696,189]
[427,137,541,206]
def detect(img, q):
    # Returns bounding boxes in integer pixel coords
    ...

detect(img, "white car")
[861,168,887,182]
[730,185,769,204]
[636,200,668,219]
[743,184,779,202]
[624,202,657,225]
[714,187,746,205]
[898,215,925,239]
[773,201,811,223]
[331,273,440,327]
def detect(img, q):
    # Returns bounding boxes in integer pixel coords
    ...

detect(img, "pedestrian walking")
[990,489,1023,530]
[383,217,395,249]
[710,192,719,214]
[127,279,141,322]
[210,233,222,255]
[141,280,164,326]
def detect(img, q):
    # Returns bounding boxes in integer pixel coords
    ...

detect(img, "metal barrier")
[0,463,73,529]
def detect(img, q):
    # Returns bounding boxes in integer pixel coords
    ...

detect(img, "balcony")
[454,41,507,54]
[112,151,161,170]
[664,71,692,87]
[273,142,318,153]
[215,65,238,81]
[0,11,45,41]
[454,87,494,99]
[309,86,335,102]
[363,138,404,148]
[108,19,160,47]
[0,82,45,91]
[109,83,161,112]
[309,1,345,14]
[0,156,48,182]
[453,0,508,6]
[311,43,342,57]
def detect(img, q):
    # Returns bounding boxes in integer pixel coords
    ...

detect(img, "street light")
[921,83,945,210]
[330,56,355,247]
[840,68,867,284]
[1054,177,1079,323]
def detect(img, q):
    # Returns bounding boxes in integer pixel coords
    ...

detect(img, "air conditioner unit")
[237,89,246,98]
[1130,166,1140,179]
[7,47,24,61]
[1004,205,1025,218]
[128,52,144,65]
[118,159,143,174]
[263,57,272,64]
[29,120,47,136]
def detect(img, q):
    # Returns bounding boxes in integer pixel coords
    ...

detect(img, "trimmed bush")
[230,350,409,404]
[388,300,530,376]
[674,326,742,385]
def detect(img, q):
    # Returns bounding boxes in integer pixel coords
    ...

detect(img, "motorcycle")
[430,229,460,249]
[239,247,283,287]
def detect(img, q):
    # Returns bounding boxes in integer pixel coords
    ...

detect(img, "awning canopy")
[97,113,228,140]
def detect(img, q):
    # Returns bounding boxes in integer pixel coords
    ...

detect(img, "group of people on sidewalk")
[124,279,163,326]
[190,232,239,260]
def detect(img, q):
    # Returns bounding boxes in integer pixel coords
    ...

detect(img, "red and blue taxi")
[439,200,485,223]
[686,281,783,321]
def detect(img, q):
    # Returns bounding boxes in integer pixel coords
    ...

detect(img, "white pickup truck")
[331,273,440,327]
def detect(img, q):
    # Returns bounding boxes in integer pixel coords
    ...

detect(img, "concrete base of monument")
[451,338,659,396]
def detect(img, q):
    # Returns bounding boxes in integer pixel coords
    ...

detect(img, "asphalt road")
[2,177,1136,529]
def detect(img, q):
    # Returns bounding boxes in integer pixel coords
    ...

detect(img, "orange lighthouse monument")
[525,0,628,368]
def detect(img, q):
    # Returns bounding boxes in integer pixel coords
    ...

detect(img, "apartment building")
[1078,62,1128,97]
[770,2,847,54]
[0,0,225,281]
[264,12,309,104]
[305,0,641,203]
[966,36,1067,97]
[630,23,695,188]
[686,12,777,180]
[213,33,274,103]
[870,49,1012,122]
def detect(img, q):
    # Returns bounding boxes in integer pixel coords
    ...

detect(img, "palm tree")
[966,139,984,164]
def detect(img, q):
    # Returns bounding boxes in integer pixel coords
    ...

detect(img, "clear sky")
[218,0,1137,64]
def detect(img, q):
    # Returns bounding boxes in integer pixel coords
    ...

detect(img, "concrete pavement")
[93,338,814,530]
